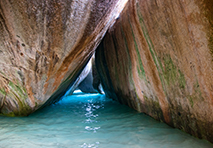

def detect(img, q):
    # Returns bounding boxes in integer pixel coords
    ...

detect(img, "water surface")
[0,92,212,148]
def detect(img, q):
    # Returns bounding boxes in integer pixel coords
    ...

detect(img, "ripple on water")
[0,92,212,148]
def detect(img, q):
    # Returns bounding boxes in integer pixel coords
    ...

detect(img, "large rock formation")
[1,0,213,143]
[96,0,213,143]
[0,0,128,116]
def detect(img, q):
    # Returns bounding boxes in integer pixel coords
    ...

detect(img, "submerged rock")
[96,0,213,143]
[0,0,128,116]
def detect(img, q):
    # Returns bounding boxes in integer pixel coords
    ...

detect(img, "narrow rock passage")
[0,91,212,148]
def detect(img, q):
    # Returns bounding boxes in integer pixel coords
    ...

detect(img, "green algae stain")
[136,4,167,92]
[136,6,158,69]
[0,88,6,96]
[0,112,16,117]
[162,55,186,89]
[128,17,146,79]
[163,56,177,85]
[189,96,194,108]
[192,80,204,101]
[8,81,27,100]
[187,82,203,108]
[0,80,32,116]
[143,95,164,121]
[8,82,31,114]
[136,3,187,90]
[178,70,186,89]
[120,25,142,111]
[162,55,203,109]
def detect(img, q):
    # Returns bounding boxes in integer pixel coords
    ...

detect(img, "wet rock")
[0,0,128,116]
[96,0,213,143]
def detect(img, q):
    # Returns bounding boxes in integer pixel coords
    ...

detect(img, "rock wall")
[0,0,128,116]
[96,0,213,142]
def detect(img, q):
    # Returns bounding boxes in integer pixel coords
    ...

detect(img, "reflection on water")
[0,92,212,148]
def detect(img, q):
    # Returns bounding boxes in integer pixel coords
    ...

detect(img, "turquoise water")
[0,92,212,148]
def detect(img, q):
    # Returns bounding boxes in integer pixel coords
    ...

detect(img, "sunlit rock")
[0,0,128,116]
[78,68,98,93]
[64,57,92,96]
[77,56,104,94]
[96,0,213,143]
[64,56,103,95]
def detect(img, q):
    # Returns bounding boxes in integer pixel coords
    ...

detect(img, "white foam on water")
[0,94,212,148]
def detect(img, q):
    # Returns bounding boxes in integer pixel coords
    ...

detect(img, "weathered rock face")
[0,0,128,116]
[96,0,213,142]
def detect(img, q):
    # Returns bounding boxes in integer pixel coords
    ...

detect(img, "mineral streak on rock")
[96,0,213,143]
[0,0,128,116]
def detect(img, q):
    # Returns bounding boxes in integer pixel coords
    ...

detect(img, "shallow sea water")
[0,92,213,148]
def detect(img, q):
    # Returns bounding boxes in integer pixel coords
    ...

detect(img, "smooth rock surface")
[0,0,128,116]
[64,57,92,96]
[77,56,103,94]
[96,0,213,143]
[78,68,98,93]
